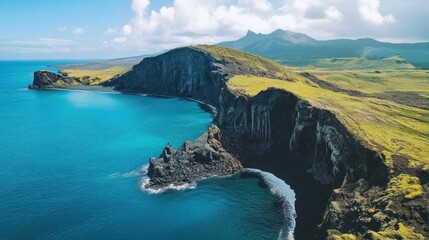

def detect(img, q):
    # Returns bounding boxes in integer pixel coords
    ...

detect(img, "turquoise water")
[0,61,286,240]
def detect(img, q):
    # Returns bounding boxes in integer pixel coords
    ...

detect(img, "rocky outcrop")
[29,71,64,89]
[145,125,243,190]
[29,70,78,89]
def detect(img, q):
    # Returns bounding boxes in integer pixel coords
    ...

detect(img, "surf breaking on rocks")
[241,168,297,240]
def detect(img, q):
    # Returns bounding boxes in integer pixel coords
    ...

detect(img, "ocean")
[0,61,294,240]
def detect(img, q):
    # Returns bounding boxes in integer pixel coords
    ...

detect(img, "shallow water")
[0,61,291,240]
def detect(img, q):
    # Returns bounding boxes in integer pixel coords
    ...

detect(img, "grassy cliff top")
[192,45,300,80]
[228,73,429,170]
[61,67,129,85]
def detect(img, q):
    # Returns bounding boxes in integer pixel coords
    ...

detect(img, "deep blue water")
[0,61,287,240]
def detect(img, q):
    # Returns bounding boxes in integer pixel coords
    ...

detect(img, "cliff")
[107,45,294,107]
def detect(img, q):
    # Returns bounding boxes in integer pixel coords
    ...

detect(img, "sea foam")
[241,168,297,240]
[139,164,197,194]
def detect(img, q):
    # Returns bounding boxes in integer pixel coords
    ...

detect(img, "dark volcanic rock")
[145,125,243,189]
[29,71,64,89]
[107,47,227,107]
[29,70,77,89]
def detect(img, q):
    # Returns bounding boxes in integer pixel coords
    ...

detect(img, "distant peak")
[268,29,316,44]
[246,30,257,36]
[271,29,286,34]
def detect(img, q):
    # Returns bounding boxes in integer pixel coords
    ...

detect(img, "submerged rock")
[145,125,243,189]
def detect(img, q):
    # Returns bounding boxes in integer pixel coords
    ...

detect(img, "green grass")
[277,55,415,70]
[193,45,298,80]
[62,67,129,85]
[307,69,429,94]
[228,75,429,169]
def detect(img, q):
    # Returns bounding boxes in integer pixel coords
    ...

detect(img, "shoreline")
[48,85,218,115]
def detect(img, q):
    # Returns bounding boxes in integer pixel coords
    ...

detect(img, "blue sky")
[1,0,428,59]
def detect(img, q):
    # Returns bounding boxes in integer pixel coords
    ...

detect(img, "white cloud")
[109,0,349,52]
[238,0,272,12]
[122,25,133,35]
[132,0,150,18]
[113,37,128,43]
[105,28,117,34]
[72,27,87,34]
[0,38,78,54]
[57,26,67,32]
[357,0,396,25]
[325,6,343,21]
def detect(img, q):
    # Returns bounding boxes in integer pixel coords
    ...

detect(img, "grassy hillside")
[278,55,415,70]
[61,67,129,85]
[55,54,151,85]
[193,45,300,80]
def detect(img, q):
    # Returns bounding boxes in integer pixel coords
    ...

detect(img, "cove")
[0,61,290,240]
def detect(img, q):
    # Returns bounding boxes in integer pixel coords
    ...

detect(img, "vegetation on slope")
[61,67,129,85]
[278,55,415,70]
[192,45,300,80]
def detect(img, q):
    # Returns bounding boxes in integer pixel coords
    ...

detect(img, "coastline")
[48,85,218,115]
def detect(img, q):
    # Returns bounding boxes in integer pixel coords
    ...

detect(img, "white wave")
[139,164,197,194]
[140,177,197,194]
[185,97,217,114]
[109,164,148,179]
[241,168,297,240]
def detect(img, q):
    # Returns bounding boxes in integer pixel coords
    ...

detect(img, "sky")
[0,0,428,59]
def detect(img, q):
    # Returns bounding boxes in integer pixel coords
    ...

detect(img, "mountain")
[218,29,429,68]
[54,55,149,70]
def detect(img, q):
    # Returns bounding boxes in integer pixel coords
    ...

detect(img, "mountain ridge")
[218,29,429,68]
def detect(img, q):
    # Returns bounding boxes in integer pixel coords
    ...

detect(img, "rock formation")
[29,70,79,89]
[145,125,243,190]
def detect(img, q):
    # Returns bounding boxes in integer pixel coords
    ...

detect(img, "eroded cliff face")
[108,47,228,106]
